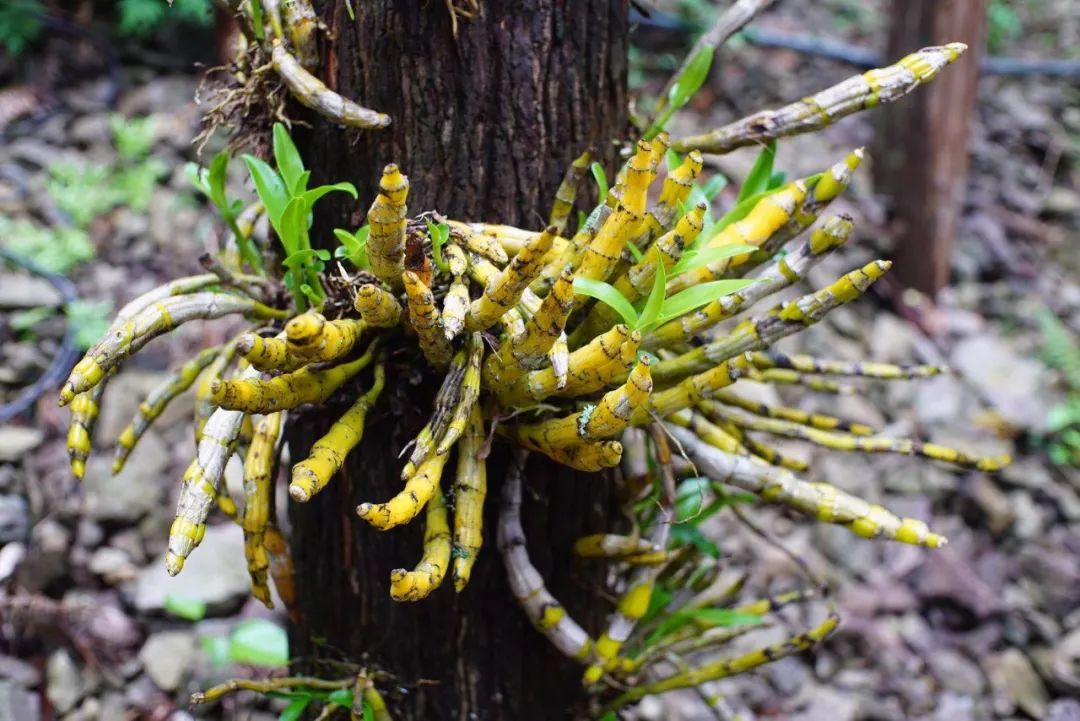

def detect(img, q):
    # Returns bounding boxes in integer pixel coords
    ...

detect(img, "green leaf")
[426,220,451,273]
[200,634,231,668]
[687,607,765,628]
[670,523,721,558]
[327,689,354,706]
[674,476,710,522]
[65,300,115,350]
[736,140,777,203]
[207,151,231,216]
[665,149,683,172]
[163,594,207,621]
[184,161,211,197]
[767,169,788,191]
[334,226,370,269]
[640,585,674,627]
[670,242,757,276]
[573,277,637,328]
[635,262,667,332]
[279,695,311,721]
[590,162,609,204]
[228,619,289,668]
[300,181,358,209]
[246,0,264,39]
[273,123,306,195]
[625,239,644,262]
[655,279,759,324]
[668,46,714,112]
[243,155,289,233]
[279,198,309,255]
[702,174,728,201]
[364,702,375,721]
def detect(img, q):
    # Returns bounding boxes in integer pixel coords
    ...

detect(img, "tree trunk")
[288,3,628,720]
[873,0,987,297]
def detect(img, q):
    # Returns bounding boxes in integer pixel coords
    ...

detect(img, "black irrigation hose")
[742,27,1080,79]
[0,247,81,424]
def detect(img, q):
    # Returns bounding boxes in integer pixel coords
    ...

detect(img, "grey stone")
[0,496,30,544]
[791,685,859,721]
[1048,699,1080,721]
[45,651,84,715]
[98,693,129,721]
[0,427,44,463]
[0,655,40,687]
[925,648,984,696]
[914,375,967,427]
[0,275,62,310]
[89,547,138,585]
[950,333,1054,432]
[138,631,197,692]
[870,313,920,364]
[74,519,104,550]
[81,432,168,523]
[963,474,1014,535]
[1009,491,1046,540]
[68,115,112,146]
[0,680,41,721]
[0,543,25,584]
[129,523,252,616]
[985,649,1049,719]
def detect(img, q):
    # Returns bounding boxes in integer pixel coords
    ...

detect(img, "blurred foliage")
[1036,308,1080,467]
[0,216,93,274]
[0,0,212,56]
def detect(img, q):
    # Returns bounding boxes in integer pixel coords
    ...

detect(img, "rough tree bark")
[288,3,629,720]
[873,0,987,297]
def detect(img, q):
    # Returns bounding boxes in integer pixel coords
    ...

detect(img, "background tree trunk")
[288,3,629,719]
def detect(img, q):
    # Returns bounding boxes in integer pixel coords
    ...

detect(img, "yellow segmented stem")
[647,213,855,349]
[60,292,285,405]
[263,525,299,622]
[667,180,808,294]
[67,382,106,480]
[576,140,653,285]
[452,404,487,591]
[271,39,391,129]
[666,423,949,546]
[548,149,591,236]
[749,350,946,380]
[210,341,377,413]
[112,347,219,474]
[290,363,386,502]
[672,43,967,154]
[403,270,453,367]
[354,284,403,328]
[572,535,667,565]
[285,312,365,364]
[499,450,594,661]
[709,401,1009,471]
[710,389,874,435]
[465,227,555,332]
[367,165,409,287]
[242,411,284,608]
[435,333,483,454]
[651,260,893,384]
[389,479,450,601]
[237,332,305,373]
[281,0,318,71]
[357,449,449,530]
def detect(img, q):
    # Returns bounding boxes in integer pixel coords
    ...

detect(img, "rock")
[45,651,85,715]
[909,549,1002,621]
[1044,187,1080,217]
[914,374,967,427]
[0,655,40,687]
[89,547,138,585]
[129,523,252,616]
[0,495,30,544]
[1009,491,1046,540]
[64,696,101,721]
[0,275,62,309]
[1048,699,1080,721]
[0,680,41,721]
[950,333,1053,432]
[961,474,1014,535]
[0,427,44,462]
[985,649,1049,719]
[0,542,25,584]
[67,114,112,146]
[109,529,147,564]
[138,631,197,692]
[81,432,169,523]
[74,519,104,550]
[62,591,141,651]
[931,692,976,721]
[98,693,129,721]
[791,685,859,721]
[925,648,984,696]
[869,313,920,364]
[22,520,70,591]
